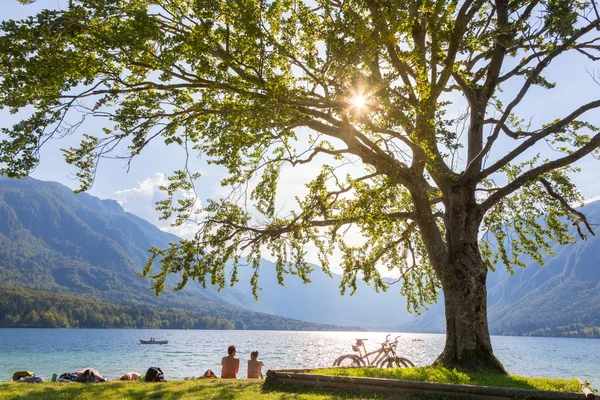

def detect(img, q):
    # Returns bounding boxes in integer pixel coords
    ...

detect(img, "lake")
[0,329,598,385]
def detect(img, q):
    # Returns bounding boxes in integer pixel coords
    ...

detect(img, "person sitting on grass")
[247,350,264,379]
[221,344,240,379]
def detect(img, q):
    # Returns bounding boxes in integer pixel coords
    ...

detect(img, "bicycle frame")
[334,334,414,369]
[354,336,400,367]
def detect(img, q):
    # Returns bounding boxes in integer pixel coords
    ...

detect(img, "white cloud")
[584,195,600,204]
[113,173,201,239]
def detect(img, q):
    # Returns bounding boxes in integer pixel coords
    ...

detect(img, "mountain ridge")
[400,200,600,338]
[0,175,415,330]
[3,175,598,336]
[0,176,359,330]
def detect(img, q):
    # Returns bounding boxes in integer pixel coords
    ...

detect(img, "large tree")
[1,0,599,372]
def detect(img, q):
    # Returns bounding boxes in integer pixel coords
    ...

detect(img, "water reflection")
[0,329,597,385]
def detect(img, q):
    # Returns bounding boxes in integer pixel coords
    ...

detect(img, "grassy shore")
[0,368,588,400]
[311,366,583,392]
[0,379,420,400]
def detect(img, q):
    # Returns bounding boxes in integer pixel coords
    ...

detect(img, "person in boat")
[221,345,239,379]
[247,350,264,379]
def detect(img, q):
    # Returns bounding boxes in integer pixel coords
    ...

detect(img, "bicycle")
[332,334,415,368]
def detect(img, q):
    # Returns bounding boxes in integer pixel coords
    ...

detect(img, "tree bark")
[433,237,505,373]
[426,188,506,374]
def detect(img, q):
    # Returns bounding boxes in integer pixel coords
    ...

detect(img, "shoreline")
[1,329,598,386]
[0,368,592,400]
[2,326,600,340]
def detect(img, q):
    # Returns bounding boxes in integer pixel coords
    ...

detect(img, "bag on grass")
[12,371,34,381]
[202,369,217,378]
[17,376,43,384]
[144,367,165,382]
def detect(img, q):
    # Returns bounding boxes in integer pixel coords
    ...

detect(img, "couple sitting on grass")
[221,345,264,379]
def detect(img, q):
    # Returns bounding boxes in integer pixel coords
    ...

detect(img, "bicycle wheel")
[378,356,415,368]
[396,357,415,368]
[332,354,364,367]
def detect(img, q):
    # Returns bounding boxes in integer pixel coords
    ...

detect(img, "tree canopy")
[2,0,599,370]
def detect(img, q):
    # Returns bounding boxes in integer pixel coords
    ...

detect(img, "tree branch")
[472,99,600,182]
[365,0,418,105]
[463,19,600,179]
[207,210,417,238]
[480,132,600,211]
[288,147,351,166]
[481,0,510,100]
[538,177,595,239]
[433,0,487,97]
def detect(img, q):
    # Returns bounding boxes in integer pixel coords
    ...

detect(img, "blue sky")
[3,0,600,262]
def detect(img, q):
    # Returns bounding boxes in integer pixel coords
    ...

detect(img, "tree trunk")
[424,187,506,374]
[433,241,505,373]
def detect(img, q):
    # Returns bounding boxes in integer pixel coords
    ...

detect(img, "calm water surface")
[0,329,598,385]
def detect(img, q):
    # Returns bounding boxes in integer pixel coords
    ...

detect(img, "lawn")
[310,366,583,393]
[0,379,413,400]
[0,368,590,400]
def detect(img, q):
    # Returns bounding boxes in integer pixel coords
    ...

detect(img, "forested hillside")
[402,200,600,338]
[0,176,355,331]
[4,175,597,337]
[486,200,600,338]
[0,176,257,309]
[0,286,352,330]
[0,176,413,330]
[0,286,236,329]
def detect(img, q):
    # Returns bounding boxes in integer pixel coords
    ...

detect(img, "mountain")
[0,176,358,330]
[0,176,248,308]
[0,176,416,330]
[11,175,597,336]
[226,260,411,330]
[401,201,600,338]
[486,201,600,337]
[226,261,412,329]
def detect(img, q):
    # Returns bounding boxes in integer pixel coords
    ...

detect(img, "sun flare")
[351,95,366,109]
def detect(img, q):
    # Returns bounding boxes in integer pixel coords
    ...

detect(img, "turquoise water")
[0,329,598,385]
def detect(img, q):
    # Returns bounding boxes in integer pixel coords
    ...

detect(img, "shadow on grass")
[263,382,389,400]
[0,380,262,400]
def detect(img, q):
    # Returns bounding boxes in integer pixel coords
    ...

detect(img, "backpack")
[12,371,34,381]
[202,369,217,378]
[144,367,165,382]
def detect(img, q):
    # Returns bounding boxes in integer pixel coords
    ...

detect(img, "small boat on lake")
[140,339,168,345]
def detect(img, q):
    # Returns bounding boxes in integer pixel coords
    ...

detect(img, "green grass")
[0,368,588,399]
[0,379,419,400]
[311,366,582,393]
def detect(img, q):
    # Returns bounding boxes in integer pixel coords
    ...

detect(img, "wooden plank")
[578,378,595,399]
[275,377,513,400]
[273,367,360,373]
[268,371,587,400]
[269,367,321,373]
